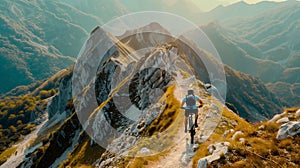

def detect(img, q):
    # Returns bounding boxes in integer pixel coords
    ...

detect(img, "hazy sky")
[192,0,288,11]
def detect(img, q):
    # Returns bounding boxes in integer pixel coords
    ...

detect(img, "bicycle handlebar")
[181,105,203,109]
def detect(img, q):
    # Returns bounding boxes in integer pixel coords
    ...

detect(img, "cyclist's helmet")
[187,89,194,95]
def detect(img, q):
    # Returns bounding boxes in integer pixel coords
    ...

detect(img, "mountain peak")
[209,1,249,12]
[237,1,249,5]
[225,1,249,8]
[118,22,171,40]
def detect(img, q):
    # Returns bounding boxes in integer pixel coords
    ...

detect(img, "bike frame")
[181,106,201,145]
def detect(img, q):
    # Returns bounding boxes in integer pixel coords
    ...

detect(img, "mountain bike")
[181,106,202,144]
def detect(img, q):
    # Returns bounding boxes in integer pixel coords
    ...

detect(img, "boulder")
[258,125,265,130]
[197,158,208,168]
[222,129,234,138]
[276,117,289,124]
[140,147,151,155]
[295,109,300,118]
[232,131,243,141]
[269,112,286,123]
[193,144,199,151]
[277,121,300,140]
[208,145,216,154]
[203,142,230,164]
[239,138,245,144]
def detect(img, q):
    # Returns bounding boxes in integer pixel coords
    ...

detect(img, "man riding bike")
[181,89,203,133]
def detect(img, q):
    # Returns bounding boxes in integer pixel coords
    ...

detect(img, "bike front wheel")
[190,125,195,144]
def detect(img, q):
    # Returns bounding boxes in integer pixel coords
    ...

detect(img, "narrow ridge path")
[146,72,221,168]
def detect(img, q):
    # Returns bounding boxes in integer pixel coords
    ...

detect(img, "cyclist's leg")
[184,110,189,132]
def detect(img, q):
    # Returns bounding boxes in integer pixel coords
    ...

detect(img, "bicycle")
[181,106,202,144]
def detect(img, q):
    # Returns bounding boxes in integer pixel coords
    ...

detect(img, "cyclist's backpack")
[186,95,196,107]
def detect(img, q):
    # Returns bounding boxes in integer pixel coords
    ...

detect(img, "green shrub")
[0,95,45,153]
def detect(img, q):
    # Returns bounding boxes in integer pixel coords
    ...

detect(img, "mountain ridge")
[0,23,291,167]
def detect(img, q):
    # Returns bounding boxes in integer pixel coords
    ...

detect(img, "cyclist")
[181,89,203,133]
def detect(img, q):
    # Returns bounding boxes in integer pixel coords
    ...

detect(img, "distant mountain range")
[202,1,300,82]
[196,1,284,25]
[202,1,300,106]
[0,0,103,93]
[59,0,127,23]
[1,0,299,107]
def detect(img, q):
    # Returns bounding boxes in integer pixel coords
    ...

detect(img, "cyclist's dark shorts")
[185,109,198,117]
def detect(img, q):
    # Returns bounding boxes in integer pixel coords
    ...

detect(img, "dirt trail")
[146,126,190,168]
[146,103,220,168]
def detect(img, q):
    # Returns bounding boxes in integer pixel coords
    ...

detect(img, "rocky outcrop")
[69,26,180,167]
[95,48,178,166]
[47,70,73,119]
[267,109,300,140]
[296,109,300,118]
[18,103,81,167]
[277,121,300,140]
[231,131,243,141]
[276,117,289,124]
[197,158,208,168]
[269,112,287,123]
[198,142,230,168]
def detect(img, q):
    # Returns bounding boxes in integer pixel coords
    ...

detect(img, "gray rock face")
[96,49,177,165]
[71,26,182,167]
[277,121,300,140]
[204,83,224,102]
[47,70,72,119]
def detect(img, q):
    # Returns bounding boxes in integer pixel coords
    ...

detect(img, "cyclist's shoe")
[195,123,198,128]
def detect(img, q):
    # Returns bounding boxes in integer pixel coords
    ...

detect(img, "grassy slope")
[192,105,252,166]
[192,107,300,168]
[60,133,105,167]
[125,86,183,167]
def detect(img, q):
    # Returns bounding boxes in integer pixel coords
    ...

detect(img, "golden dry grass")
[60,135,104,168]
[192,106,300,168]
[0,146,18,165]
